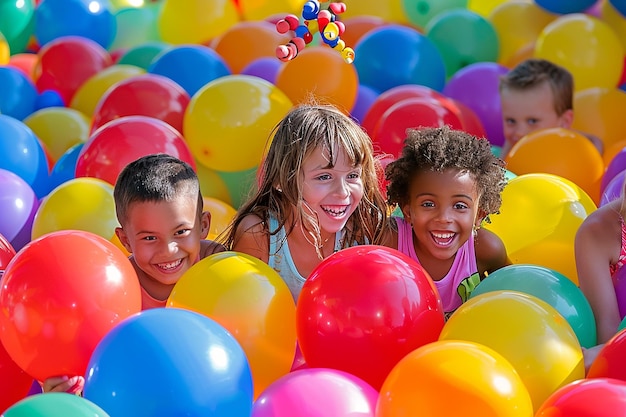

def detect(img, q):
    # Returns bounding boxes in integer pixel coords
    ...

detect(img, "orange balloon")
[210,21,290,74]
[572,87,626,151]
[202,196,236,241]
[604,139,626,168]
[377,340,534,417]
[167,251,297,399]
[505,127,605,204]
[7,53,38,81]
[275,46,359,112]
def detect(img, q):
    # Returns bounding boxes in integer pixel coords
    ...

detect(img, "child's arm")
[575,210,622,344]
[475,228,511,278]
[231,214,270,263]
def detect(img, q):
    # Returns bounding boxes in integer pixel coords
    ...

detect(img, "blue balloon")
[535,0,597,14]
[34,0,116,49]
[0,115,50,198]
[35,90,66,111]
[84,308,253,417]
[350,84,380,124]
[148,45,231,96]
[471,264,597,348]
[354,25,446,93]
[0,66,38,120]
[48,143,83,191]
[610,0,626,17]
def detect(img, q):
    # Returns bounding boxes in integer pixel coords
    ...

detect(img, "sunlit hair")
[385,125,507,220]
[224,103,389,257]
[114,154,202,226]
[499,58,573,116]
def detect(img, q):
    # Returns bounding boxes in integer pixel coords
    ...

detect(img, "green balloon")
[471,264,597,348]
[216,167,258,210]
[117,41,171,70]
[425,9,499,78]
[3,393,110,417]
[0,1,35,54]
[401,0,468,29]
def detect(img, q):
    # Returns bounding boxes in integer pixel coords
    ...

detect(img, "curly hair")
[385,126,507,218]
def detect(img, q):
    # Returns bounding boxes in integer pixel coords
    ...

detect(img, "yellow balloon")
[505,128,604,204]
[378,340,534,417]
[488,1,556,66]
[342,0,409,24]
[23,107,91,162]
[440,291,585,412]
[601,0,626,51]
[167,251,297,399]
[483,173,597,285]
[202,196,236,241]
[572,87,626,151]
[184,74,293,172]
[70,64,146,118]
[196,161,233,205]
[0,32,8,65]
[535,14,624,91]
[31,177,120,246]
[238,0,302,21]
[468,0,510,17]
[158,0,239,45]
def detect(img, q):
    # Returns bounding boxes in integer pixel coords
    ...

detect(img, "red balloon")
[588,328,626,380]
[91,74,191,135]
[34,36,112,105]
[449,98,487,139]
[75,115,196,186]
[0,338,33,413]
[536,378,626,417]
[372,97,464,158]
[296,245,445,390]
[0,230,141,382]
[0,234,16,271]
[361,84,445,136]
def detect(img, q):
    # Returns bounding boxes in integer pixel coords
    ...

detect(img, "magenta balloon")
[0,169,38,251]
[443,62,509,147]
[251,368,378,417]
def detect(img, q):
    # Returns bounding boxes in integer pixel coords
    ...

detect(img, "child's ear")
[401,204,411,222]
[559,109,574,129]
[200,211,211,239]
[115,227,133,253]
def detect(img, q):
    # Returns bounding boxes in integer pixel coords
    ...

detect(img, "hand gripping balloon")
[275,0,355,64]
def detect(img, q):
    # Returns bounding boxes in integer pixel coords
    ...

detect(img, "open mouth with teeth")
[431,232,456,247]
[156,258,183,272]
[322,205,349,218]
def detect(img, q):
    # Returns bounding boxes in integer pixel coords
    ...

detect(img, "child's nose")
[333,179,350,197]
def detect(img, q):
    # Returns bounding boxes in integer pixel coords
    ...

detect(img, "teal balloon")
[471,264,597,348]
[110,4,161,51]
[117,41,171,70]
[620,315,626,332]
[3,393,110,416]
[425,9,499,78]
[0,0,35,54]
[401,0,468,29]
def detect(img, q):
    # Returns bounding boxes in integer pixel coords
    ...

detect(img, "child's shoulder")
[200,240,227,259]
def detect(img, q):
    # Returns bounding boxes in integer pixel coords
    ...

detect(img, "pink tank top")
[141,286,167,310]
[395,217,481,313]
[610,215,626,277]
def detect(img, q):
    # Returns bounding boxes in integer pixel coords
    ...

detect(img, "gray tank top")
[268,215,343,303]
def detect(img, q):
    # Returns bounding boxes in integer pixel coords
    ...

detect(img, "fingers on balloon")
[274,0,355,64]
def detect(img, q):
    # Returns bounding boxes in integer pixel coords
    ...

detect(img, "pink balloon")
[252,368,378,417]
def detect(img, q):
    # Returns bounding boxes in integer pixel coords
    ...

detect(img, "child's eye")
[316,174,331,181]
[454,202,469,210]
[527,118,539,125]
[175,229,191,236]
[504,118,516,126]
[421,201,435,208]
[348,171,361,180]
[142,236,157,241]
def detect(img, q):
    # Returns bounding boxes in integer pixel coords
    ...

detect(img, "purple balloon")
[600,170,626,207]
[0,169,38,251]
[350,84,380,124]
[240,57,282,85]
[443,62,509,147]
[602,148,626,194]
[252,368,378,417]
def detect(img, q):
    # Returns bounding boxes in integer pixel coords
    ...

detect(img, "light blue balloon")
[0,67,38,120]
